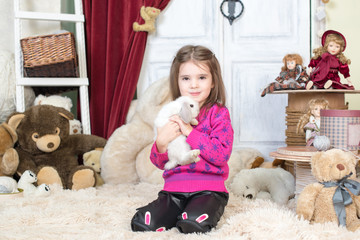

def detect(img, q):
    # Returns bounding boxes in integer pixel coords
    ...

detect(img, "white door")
[138,0,311,158]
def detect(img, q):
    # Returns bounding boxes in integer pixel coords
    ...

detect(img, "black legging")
[131,190,229,234]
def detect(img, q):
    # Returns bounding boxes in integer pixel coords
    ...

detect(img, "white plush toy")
[18,170,51,197]
[230,167,295,205]
[101,77,171,184]
[34,94,82,135]
[0,50,35,123]
[154,96,200,170]
[0,176,18,193]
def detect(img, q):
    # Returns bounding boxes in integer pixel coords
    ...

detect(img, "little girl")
[296,98,329,146]
[306,30,353,90]
[131,45,234,233]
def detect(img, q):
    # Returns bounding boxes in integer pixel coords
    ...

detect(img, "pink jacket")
[150,104,234,193]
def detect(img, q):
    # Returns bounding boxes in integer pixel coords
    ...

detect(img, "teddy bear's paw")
[71,169,96,190]
[1,148,19,175]
[347,222,360,232]
[37,166,63,187]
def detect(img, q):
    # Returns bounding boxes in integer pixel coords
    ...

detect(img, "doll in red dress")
[306,30,353,90]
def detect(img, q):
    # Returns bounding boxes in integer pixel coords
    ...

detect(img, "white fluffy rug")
[1,182,359,240]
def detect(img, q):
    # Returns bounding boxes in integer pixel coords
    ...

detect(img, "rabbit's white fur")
[154,96,201,170]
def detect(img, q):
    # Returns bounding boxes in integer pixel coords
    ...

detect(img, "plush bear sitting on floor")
[9,105,107,190]
[296,149,360,232]
[0,116,23,177]
[83,148,104,187]
[230,167,295,205]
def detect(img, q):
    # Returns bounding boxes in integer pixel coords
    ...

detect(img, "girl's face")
[327,41,341,55]
[286,60,296,70]
[178,60,214,107]
[311,104,323,118]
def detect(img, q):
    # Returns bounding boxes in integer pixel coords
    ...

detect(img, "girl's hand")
[155,121,181,153]
[346,77,353,86]
[170,115,193,137]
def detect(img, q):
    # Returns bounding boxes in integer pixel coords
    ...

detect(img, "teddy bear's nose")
[336,164,345,171]
[47,142,54,149]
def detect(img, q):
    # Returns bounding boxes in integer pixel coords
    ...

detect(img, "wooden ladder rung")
[15,11,84,23]
[17,77,89,86]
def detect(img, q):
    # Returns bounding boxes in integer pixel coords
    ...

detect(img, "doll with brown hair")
[296,98,329,146]
[261,53,308,97]
[276,53,308,86]
[306,30,353,90]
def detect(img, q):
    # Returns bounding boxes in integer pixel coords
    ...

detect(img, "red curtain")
[82,0,170,138]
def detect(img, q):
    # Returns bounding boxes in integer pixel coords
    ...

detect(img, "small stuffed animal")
[69,119,82,135]
[18,170,51,197]
[0,115,23,177]
[230,167,295,205]
[296,149,360,231]
[83,148,105,187]
[133,6,161,33]
[0,176,18,193]
[154,96,200,170]
[9,105,107,190]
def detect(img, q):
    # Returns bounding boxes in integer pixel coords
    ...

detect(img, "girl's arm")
[187,107,234,167]
[150,121,181,169]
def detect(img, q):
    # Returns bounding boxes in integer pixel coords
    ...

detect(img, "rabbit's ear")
[179,102,192,124]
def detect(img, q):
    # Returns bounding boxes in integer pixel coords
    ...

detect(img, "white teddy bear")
[230,167,295,205]
[34,94,82,135]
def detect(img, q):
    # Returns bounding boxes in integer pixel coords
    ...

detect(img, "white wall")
[326,0,360,110]
[0,0,61,52]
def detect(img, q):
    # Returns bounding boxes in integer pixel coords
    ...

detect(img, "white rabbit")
[154,96,201,170]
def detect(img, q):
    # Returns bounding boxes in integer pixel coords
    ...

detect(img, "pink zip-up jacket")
[150,104,234,193]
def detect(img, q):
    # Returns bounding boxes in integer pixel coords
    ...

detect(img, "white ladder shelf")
[13,0,91,134]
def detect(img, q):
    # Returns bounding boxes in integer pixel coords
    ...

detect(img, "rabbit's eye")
[190,104,194,108]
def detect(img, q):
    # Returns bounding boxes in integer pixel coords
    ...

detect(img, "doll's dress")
[308,52,354,90]
[304,115,320,146]
[261,65,308,97]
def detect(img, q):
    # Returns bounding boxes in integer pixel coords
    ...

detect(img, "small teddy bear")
[83,148,105,187]
[230,167,295,205]
[133,6,161,33]
[296,149,360,232]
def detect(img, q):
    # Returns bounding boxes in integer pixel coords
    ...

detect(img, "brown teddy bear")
[296,149,360,231]
[133,6,161,33]
[0,116,23,176]
[9,105,107,190]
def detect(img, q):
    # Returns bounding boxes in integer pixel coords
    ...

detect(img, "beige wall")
[326,0,360,110]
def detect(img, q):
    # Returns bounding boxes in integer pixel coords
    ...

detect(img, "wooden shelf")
[269,89,360,94]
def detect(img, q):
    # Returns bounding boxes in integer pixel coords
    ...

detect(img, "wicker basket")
[20,32,79,95]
